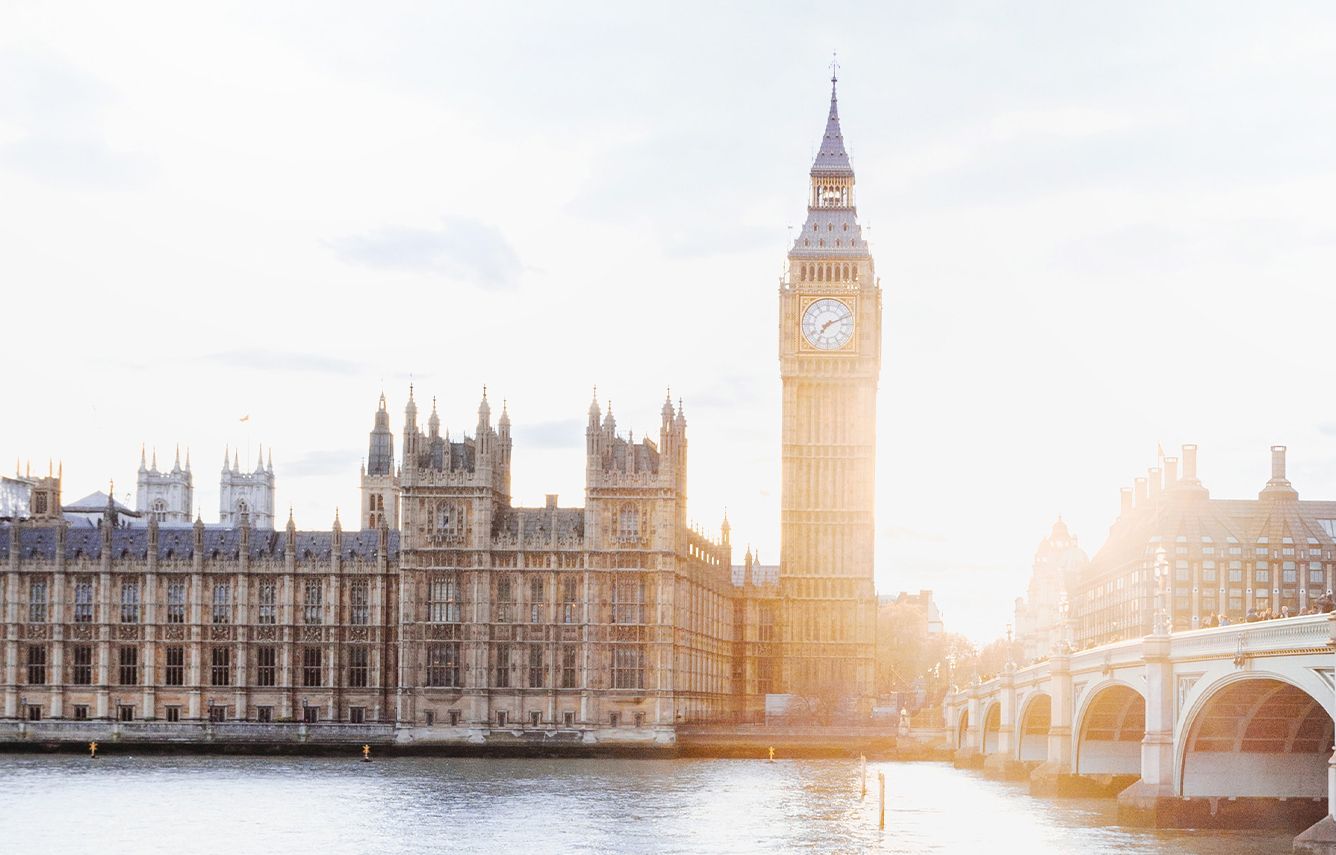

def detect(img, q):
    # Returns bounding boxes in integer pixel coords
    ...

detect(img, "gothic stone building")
[1,389,773,744]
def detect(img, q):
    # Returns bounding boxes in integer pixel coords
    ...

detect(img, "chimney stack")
[1135,476,1148,505]
[1148,467,1162,499]
[1120,487,1134,516]
[1260,444,1298,501]
[1182,444,1199,482]
[1164,456,1179,487]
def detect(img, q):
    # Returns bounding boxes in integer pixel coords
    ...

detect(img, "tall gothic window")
[167,580,186,624]
[72,645,94,685]
[560,645,577,689]
[74,577,94,623]
[434,501,463,539]
[303,579,322,625]
[302,647,322,687]
[611,576,645,625]
[151,499,167,523]
[612,645,644,690]
[118,646,139,685]
[528,644,544,688]
[617,504,640,541]
[211,647,231,686]
[493,643,511,688]
[255,646,276,687]
[350,579,369,625]
[561,576,578,624]
[426,643,460,687]
[28,580,47,623]
[120,580,141,624]
[347,646,369,688]
[212,581,231,624]
[529,577,544,623]
[26,645,47,685]
[164,647,184,686]
[257,580,277,625]
[494,577,513,623]
[428,577,460,623]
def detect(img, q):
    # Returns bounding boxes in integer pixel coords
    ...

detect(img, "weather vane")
[830,50,839,83]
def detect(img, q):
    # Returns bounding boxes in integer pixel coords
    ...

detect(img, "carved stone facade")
[0,389,771,743]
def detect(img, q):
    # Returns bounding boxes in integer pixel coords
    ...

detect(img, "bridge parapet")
[1169,612,1334,660]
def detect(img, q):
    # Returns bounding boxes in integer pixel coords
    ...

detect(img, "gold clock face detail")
[801,298,855,350]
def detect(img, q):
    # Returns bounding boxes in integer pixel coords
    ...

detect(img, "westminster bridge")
[944,612,1336,850]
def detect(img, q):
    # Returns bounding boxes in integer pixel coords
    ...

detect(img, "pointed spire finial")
[173,444,181,471]
[140,444,147,470]
[151,447,157,471]
[185,447,191,471]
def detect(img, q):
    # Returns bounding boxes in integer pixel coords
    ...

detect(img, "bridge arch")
[1075,682,1145,776]
[955,708,970,751]
[1017,692,1051,763]
[982,701,1001,754]
[1177,673,1333,798]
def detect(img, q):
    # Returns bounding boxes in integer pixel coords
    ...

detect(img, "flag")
[240,415,250,423]
[1156,442,1164,460]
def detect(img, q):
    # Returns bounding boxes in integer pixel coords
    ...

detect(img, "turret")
[367,392,396,476]
[428,397,441,438]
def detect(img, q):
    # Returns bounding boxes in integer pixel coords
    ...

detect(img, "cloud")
[330,217,522,289]
[282,449,358,478]
[0,52,151,189]
[569,130,781,259]
[1,137,151,189]
[203,349,360,375]
[513,418,583,450]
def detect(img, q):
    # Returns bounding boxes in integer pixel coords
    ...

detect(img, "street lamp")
[1153,546,1170,635]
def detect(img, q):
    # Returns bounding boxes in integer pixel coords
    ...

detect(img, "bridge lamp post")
[1153,546,1170,636]
[1057,593,1072,653]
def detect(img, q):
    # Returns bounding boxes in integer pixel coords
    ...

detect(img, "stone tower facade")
[360,393,400,531]
[135,446,193,524]
[776,74,882,712]
[219,446,275,529]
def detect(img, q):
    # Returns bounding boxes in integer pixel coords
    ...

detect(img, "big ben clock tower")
[777,71,881,714]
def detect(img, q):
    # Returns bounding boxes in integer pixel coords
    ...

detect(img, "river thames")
[0,755,1295,853]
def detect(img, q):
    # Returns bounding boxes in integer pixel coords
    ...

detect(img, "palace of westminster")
[0,76,885,742]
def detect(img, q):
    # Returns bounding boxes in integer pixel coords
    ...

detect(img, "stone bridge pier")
[944,613,1336,850]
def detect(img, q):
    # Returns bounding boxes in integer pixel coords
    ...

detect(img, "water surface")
[0,756,1295,853]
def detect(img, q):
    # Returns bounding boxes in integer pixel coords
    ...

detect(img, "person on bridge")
[1218,614,1232,626]
[1201,613,1217,628]
[1318,591,1334,613]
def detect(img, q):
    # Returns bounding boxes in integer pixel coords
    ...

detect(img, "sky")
[4,2,1336,644]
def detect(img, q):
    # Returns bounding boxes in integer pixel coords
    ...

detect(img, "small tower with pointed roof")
[361,391,400,530]
[136,443,193,524]
[219,445,275,529]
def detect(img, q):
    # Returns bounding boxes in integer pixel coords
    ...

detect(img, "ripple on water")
[0,757,1298,854]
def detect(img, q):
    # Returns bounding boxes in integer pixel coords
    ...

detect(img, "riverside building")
[0,389,771,744]
[1071,444,1336,648]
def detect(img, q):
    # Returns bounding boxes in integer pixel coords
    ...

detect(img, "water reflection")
[0,756,1294,853]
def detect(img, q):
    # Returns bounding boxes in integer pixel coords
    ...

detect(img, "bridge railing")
[944,613,1335,706]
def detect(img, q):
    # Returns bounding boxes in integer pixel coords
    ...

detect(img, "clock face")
[801,298,855,350]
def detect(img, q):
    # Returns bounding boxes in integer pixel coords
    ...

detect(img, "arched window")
[618,504,640,541]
